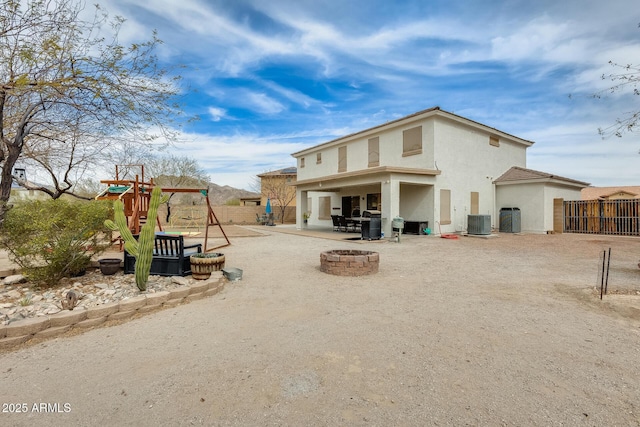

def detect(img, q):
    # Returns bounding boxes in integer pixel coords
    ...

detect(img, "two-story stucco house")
[292,107,588,235]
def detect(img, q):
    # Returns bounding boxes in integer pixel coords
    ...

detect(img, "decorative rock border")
[0,274,226,351]
[320,250,379,276]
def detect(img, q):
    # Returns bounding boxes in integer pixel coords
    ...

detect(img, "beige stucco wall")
[432,117,527,232]
[496,183,582,233]
[296,117,436,182]
[495,183,545,233]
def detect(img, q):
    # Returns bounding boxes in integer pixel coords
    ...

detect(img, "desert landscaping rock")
[0,268,226,350]
[5,289,22,299]
[2,274,26,285]
[0,229,639,426]
[171,276,191,286]
[0,269,224,326]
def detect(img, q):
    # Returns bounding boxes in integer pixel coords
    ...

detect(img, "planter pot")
[190,253,225,280]
[71,269,86,277]
[99,258,122,275]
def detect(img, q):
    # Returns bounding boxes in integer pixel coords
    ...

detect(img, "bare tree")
[0,0,185,222]
[146,155,210,190]
[16,119,108,199]
[259,169,296,224]
[145,155,210,222]
[595,61,640,138]
[592,24,640,138]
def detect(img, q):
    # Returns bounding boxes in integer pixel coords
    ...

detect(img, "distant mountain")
[206,183,260,205]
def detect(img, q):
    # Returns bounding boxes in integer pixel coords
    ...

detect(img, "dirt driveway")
[1,229,639,426]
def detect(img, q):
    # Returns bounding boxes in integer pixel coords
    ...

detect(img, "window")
[338,146,347,172]
[366,193,380,210]
[319,196,331,219]
[470,192,479,215]
[316,153,322,164]
[368,137,379,167]
[440,189,451,225]
[489,135,500,147]
[300,157,305,168]
[402,126,422,156]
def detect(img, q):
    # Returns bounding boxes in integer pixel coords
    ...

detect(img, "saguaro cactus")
[105,186,167,291]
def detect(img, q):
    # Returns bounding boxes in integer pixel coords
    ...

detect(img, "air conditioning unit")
[467,215,491,235]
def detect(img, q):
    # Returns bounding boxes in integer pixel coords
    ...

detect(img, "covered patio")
[294,167,439,237]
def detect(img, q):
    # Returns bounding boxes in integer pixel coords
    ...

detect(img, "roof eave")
[495,177,590,188]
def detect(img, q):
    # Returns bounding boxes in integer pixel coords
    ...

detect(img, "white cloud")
[207,107,227,122]
[245,93,285,115]
[260,81,317,108]
[165,132,299,189]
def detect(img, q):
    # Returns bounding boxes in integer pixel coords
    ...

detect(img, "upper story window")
[368,137,379,167]
[338,146,347,172]
[489,135,500,147]
[316,153,322,164]
[300,157,305,168]
[402,126,422,157]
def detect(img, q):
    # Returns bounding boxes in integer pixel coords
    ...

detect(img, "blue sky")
[101,0,639,190]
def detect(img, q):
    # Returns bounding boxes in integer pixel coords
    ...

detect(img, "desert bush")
[0,199,113,286]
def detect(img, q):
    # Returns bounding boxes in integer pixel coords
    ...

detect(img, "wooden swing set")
[95,164,230,252]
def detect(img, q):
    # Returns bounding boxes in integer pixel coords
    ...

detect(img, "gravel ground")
[1,228,639,426]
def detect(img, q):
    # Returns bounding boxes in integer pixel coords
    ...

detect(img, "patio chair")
[348,218,361,233]
[337,215,349,232]
[331,215,341,232]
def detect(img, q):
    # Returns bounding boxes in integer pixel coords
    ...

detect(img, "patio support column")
[297,189,308,229]
[380,177,400,236]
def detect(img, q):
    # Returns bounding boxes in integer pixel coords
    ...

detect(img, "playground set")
[95,165,230,252]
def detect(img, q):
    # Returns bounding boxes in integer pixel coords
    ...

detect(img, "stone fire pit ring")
[320,250,379,276]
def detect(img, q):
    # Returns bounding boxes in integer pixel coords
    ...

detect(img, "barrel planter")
[190,253,225,280]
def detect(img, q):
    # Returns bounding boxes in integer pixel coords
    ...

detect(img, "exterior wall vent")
[467,214,491,235]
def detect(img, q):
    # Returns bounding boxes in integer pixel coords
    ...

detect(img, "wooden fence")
[563,199,640,236]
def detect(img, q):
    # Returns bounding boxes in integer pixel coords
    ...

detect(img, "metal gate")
[563,199,640,236]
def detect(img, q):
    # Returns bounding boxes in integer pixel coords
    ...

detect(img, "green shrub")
[0,199,113,286]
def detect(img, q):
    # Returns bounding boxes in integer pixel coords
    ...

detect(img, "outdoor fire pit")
[320,250,379,276]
